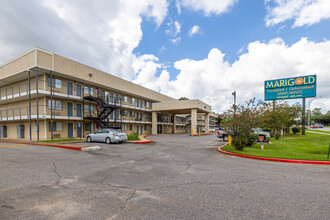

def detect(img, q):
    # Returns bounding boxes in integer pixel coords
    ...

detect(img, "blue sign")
[265,75,316,101]
[78,122,81,128]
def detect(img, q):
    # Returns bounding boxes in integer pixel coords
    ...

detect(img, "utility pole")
[302,98,306,135]
[232,91,236,116]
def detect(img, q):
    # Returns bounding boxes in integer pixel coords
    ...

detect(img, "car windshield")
[110,129,122,133]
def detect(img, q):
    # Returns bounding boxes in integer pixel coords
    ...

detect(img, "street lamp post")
[232,91,236,116]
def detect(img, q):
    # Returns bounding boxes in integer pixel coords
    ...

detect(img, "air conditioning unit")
[54,133,60,138]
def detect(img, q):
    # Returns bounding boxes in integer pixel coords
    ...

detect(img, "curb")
[0,140,83,151]
[218,143,330,165]
[135,135,153,144]
[190,133,212,136]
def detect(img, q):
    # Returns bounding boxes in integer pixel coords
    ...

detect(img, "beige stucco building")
[0,48,218,140]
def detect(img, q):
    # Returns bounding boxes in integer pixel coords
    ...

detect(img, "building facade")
[0,48,217,140]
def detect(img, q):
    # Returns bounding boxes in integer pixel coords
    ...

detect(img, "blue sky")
[136,0,330,79]
[0,0,330,113]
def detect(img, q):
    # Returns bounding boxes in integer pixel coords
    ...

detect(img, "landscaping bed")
[222,132,330,161]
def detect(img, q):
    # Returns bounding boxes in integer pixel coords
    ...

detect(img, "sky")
[0,0,330,113]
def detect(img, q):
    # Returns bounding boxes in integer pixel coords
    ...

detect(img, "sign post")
[78,122,81,140]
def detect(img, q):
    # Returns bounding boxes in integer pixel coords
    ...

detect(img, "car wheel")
[223,135,228,142]
[258,135,265,142]
[106,137,111,144]
[87,136,92,143]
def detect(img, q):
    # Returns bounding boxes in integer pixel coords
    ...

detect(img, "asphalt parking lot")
[1,134,330,219]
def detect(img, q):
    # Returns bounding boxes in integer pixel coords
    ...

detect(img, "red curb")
[218,144,330,165]
[0,140,82,151]
[135,135,154,144]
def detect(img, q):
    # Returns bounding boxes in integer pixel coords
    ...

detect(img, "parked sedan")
[316,124,324,128]
[86,128,128,144]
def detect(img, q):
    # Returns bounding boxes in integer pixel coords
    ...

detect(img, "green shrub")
[127,132,139,141]
[292,127,300,134]
[246,133,258,147]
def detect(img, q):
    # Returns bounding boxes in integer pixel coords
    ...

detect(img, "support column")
[152,112,157,134]
[50,70,53,140]
[36,67,39,141]
[191,109,197,135]
[205,113,209,134]
[28,70,31,140]
[173,114,177,134]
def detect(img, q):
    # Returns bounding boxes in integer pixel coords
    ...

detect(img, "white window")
[122,124,128,131]
[56,122,63,131]
[48,78,62,89]
[85,123,94,131]
[48,100,62,110]
[84,86,89,94]
[48,122,63,131]
[84,105,94,113]
[84,86,94,95]
[123,96,128,102]
[132,98,135,104]
[55,79,62,89]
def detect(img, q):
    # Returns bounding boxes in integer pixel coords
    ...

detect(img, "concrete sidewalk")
[0,139,88,151]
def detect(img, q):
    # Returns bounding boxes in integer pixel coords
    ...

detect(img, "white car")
[86,128,128,144]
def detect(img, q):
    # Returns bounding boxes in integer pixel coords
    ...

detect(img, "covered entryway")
[152,99,211,135]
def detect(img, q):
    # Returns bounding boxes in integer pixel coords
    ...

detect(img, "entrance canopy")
[152,99,211,114]
[151,99,211,135]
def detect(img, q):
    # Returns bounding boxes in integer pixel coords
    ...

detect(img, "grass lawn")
[222,132,330,161]
[36,139,84,143]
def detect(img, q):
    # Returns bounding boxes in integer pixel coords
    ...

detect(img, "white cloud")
[0,0,168,80]
[266,0,330,27]
[165,20,181,44]
[178,0,238,16]
[176,0,182,14]
[310,98,330,114]
[171,37,181,44]
[134,38,330,113]
[174,21,181,35]
[188,25,200,37]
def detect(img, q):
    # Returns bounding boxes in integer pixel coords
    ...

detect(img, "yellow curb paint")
[0,144,26,148]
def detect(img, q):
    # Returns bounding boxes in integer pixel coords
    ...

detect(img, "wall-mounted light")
[88,73,93,77]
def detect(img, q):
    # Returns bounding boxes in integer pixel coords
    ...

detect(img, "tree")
[260,102,301,135]
[179,97,189,100]
[312,108,322,118]
[314,112,330,126]
[222,99,262,151]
